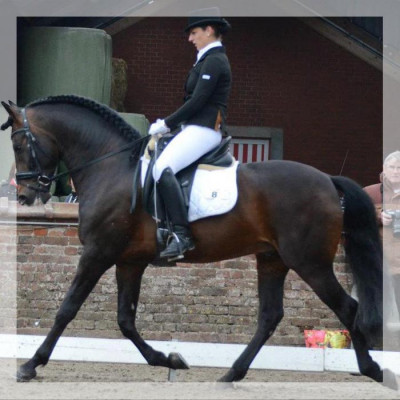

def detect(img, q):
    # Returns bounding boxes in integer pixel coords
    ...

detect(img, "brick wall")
[112,17,382,186]
[2,202,352,346]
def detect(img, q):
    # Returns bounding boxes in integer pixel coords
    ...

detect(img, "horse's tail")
[331,175,382,342]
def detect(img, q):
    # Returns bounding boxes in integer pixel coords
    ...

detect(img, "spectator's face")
[384,159,400,184]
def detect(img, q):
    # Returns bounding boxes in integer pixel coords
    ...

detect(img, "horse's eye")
[13,144,22,152]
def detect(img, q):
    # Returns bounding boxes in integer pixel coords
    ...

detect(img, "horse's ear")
[1,101,20,131]
[1,101,10,113]
[1,101,20,116]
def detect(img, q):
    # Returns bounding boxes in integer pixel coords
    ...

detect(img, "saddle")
[142,134,234,220]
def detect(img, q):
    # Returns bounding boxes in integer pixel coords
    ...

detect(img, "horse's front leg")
[116,263,189,370]
[17,251,111,381]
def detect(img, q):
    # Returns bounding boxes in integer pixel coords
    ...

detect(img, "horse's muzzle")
[17,183,52,206]
[15,170,53,205]
[18,190,35,206]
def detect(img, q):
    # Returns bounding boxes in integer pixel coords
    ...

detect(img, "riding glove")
[149,119,170,136]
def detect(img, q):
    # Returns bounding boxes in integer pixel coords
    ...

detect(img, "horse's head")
[1,101,59,205]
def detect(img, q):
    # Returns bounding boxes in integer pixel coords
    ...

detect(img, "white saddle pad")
[141,158,239,222]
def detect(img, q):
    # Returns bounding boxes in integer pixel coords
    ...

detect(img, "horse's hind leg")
[295,265,383,383]
[116,263,189,370]
[17,251,111,381]
[219,252,289,382]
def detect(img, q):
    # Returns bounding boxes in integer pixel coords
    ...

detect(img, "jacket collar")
[195,45,225,65]
[196,41,222,63]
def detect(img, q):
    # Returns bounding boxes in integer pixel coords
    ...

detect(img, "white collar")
[196,41,222,64]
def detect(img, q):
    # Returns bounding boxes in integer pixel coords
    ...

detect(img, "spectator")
[364,151,400,326]
[64,178,78,203]
[0,163,17,200]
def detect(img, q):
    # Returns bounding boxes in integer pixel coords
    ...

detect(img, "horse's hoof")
[168,352,190,370]
[218,368,246,382]
[218,369,236,382]
[16,364,37,382]
[382,369,399,391]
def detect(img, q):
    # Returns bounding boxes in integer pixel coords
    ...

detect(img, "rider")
[149,11,232,260]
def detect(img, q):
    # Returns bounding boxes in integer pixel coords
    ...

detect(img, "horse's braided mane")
[27,95,142,142]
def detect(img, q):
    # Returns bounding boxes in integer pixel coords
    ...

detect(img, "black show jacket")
[165,46,232,131]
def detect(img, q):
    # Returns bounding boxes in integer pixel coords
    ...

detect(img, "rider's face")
[188,26,215,51]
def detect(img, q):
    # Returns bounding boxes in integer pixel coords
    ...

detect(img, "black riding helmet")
[184,7,231,34]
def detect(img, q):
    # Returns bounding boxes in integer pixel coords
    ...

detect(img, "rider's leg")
[153,125,221,181]
[157,167,195,260]
[153,125,221,260]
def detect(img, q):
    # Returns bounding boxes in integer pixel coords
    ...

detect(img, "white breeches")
[153,125,222,181]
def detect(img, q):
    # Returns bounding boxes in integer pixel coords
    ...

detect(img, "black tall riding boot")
[157,167,195,260]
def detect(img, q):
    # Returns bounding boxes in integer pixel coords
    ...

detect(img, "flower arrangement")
[304,329,351,349]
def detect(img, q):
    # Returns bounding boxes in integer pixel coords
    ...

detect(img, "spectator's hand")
[382,211,393,226]
[149,119,170,136]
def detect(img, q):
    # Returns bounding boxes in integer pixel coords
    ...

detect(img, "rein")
[12,108,149,193]
[49,137,148,183]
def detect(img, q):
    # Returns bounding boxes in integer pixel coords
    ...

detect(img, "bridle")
[11,108,149,194]
[11,108,55,193]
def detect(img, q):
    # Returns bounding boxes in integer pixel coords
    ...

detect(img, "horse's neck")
[62,128,113,158]
[51,116,129,192]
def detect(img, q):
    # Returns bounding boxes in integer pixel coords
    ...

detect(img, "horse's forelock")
[1,116,13,131]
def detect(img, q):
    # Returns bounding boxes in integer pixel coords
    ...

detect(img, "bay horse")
[1,95,393,386]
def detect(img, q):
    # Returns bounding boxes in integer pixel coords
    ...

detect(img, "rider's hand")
[382,211,393,226]
[149,119,170,136]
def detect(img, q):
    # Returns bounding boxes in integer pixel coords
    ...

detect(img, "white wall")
[0,108,14,181]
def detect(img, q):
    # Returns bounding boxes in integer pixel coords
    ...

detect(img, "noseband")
[12,109,54,193]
